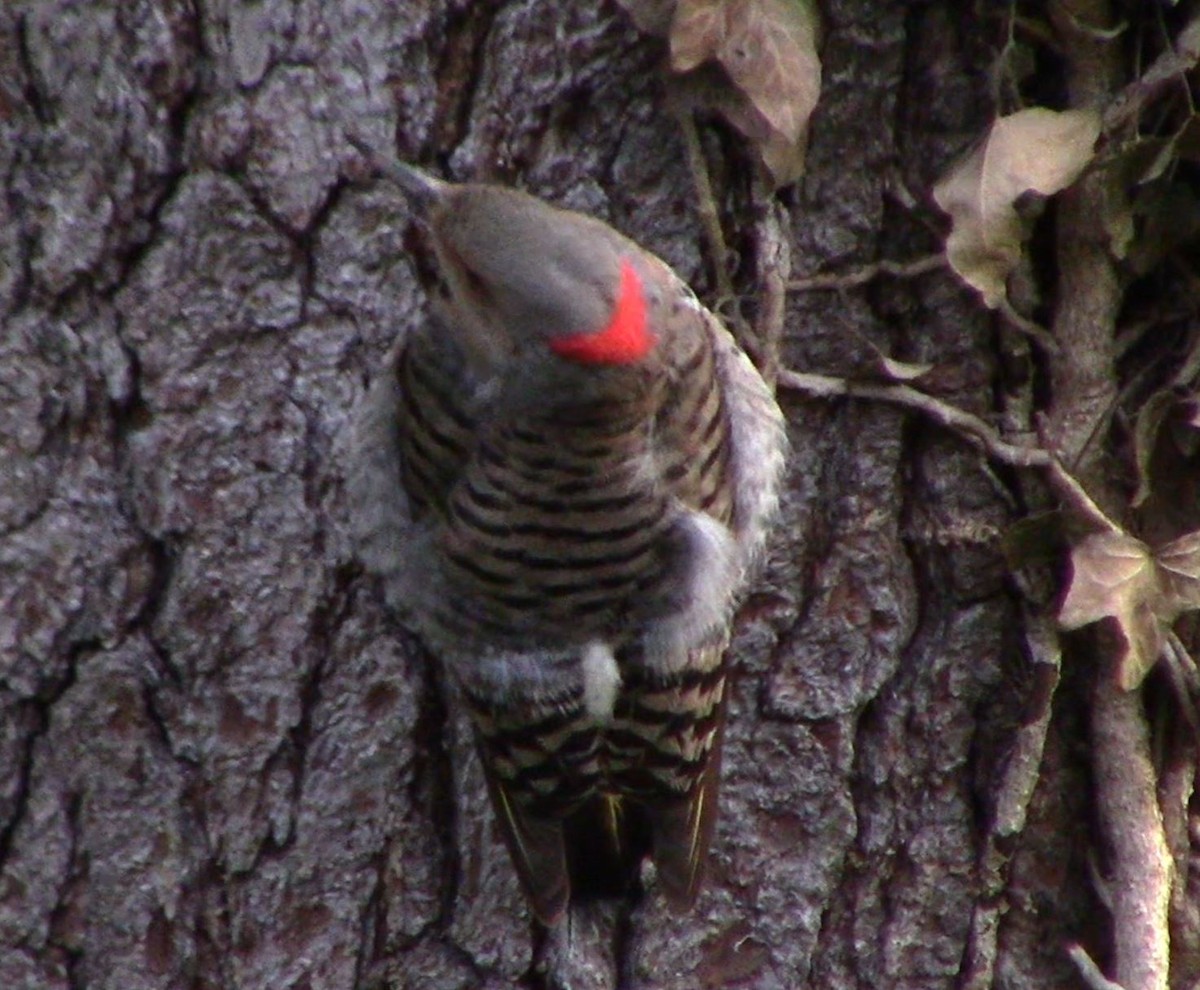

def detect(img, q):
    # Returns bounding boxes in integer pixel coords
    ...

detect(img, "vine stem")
[776,368,1120,534]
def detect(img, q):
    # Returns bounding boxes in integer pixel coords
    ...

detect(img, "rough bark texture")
[1,2,1195,990]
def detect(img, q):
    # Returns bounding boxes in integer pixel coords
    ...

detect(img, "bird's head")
[353,144,658,373]
[427,183,657,369]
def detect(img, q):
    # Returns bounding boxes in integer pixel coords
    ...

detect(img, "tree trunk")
[2,2,1196,989]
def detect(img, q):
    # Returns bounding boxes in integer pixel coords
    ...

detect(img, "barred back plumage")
[439,399,670,640]
[347,149,786,926]
[394,317,478,520]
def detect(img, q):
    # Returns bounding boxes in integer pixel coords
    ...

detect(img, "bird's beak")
[345,133,446,213]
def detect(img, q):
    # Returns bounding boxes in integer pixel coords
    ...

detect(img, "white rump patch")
[581,641,621,722]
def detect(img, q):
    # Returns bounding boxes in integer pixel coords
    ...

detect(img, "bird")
[345,139,787,926]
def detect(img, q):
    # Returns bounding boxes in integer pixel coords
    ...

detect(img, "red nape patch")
[548,259,655,365]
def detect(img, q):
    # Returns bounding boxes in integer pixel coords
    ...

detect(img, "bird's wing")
[647,276,785,559]
[466,689,605,926]
[705,311,788,560]
[346,316,485,608]
[616,284,739,906]
[345,336,418,591]
[615,290,782,906]
[392,315,487,520]
[607,637,729,908]
[475,744,573,926]
[649,282,737,524]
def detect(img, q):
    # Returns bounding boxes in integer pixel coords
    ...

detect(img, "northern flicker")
[346,142,786,925]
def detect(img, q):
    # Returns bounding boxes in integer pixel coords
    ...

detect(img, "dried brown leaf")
[1058,528,1200,689]
[1117,602,1165,691]
[933,107,1101,307]
[716,92,811,188]
[1156,530,1200,615]
[1105,116,1200,260]
[1059,531,1155,631]
[670,0,725,69]
[1108,136,1174,194]
[1059,531,1162,689]
[719,0,820,141]
[614,0,677,35]
[670,0,821,187]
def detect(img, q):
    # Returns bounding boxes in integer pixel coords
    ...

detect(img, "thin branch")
[751,189,790,390]
[1066,944,1127,990]
[776,368,1121,533]
[787,258,1059,354]
[756,264,786,391]
[1161,632,1200,734]
[1165,630,1200,690]
[992,615,1064,838]
[1159,633,1200,961]
[1090,677,1172,990]
[677,111,737,305]
[1049,7,1173,989]
[1103,13,1200,133]
[777,369,1045,465]
[788,254,945,292]
[999,298,1059,353]
[1087,846,1115,912]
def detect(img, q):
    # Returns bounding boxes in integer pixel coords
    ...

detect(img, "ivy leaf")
[1059,532,1155,630]
[1058,531,1162,690]
[1127,182,1200,276]
[613,0,677,34]
[670,0,725,69]
[1059,528,1200,690]
[933,107,1101,307]
[1002,511,1063,571]
[1156,530,1200,616]
[670,0,821,186]
[1131,389,1179,507]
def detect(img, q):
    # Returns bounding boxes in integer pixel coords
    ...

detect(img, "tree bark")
[2,2,1196,989]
